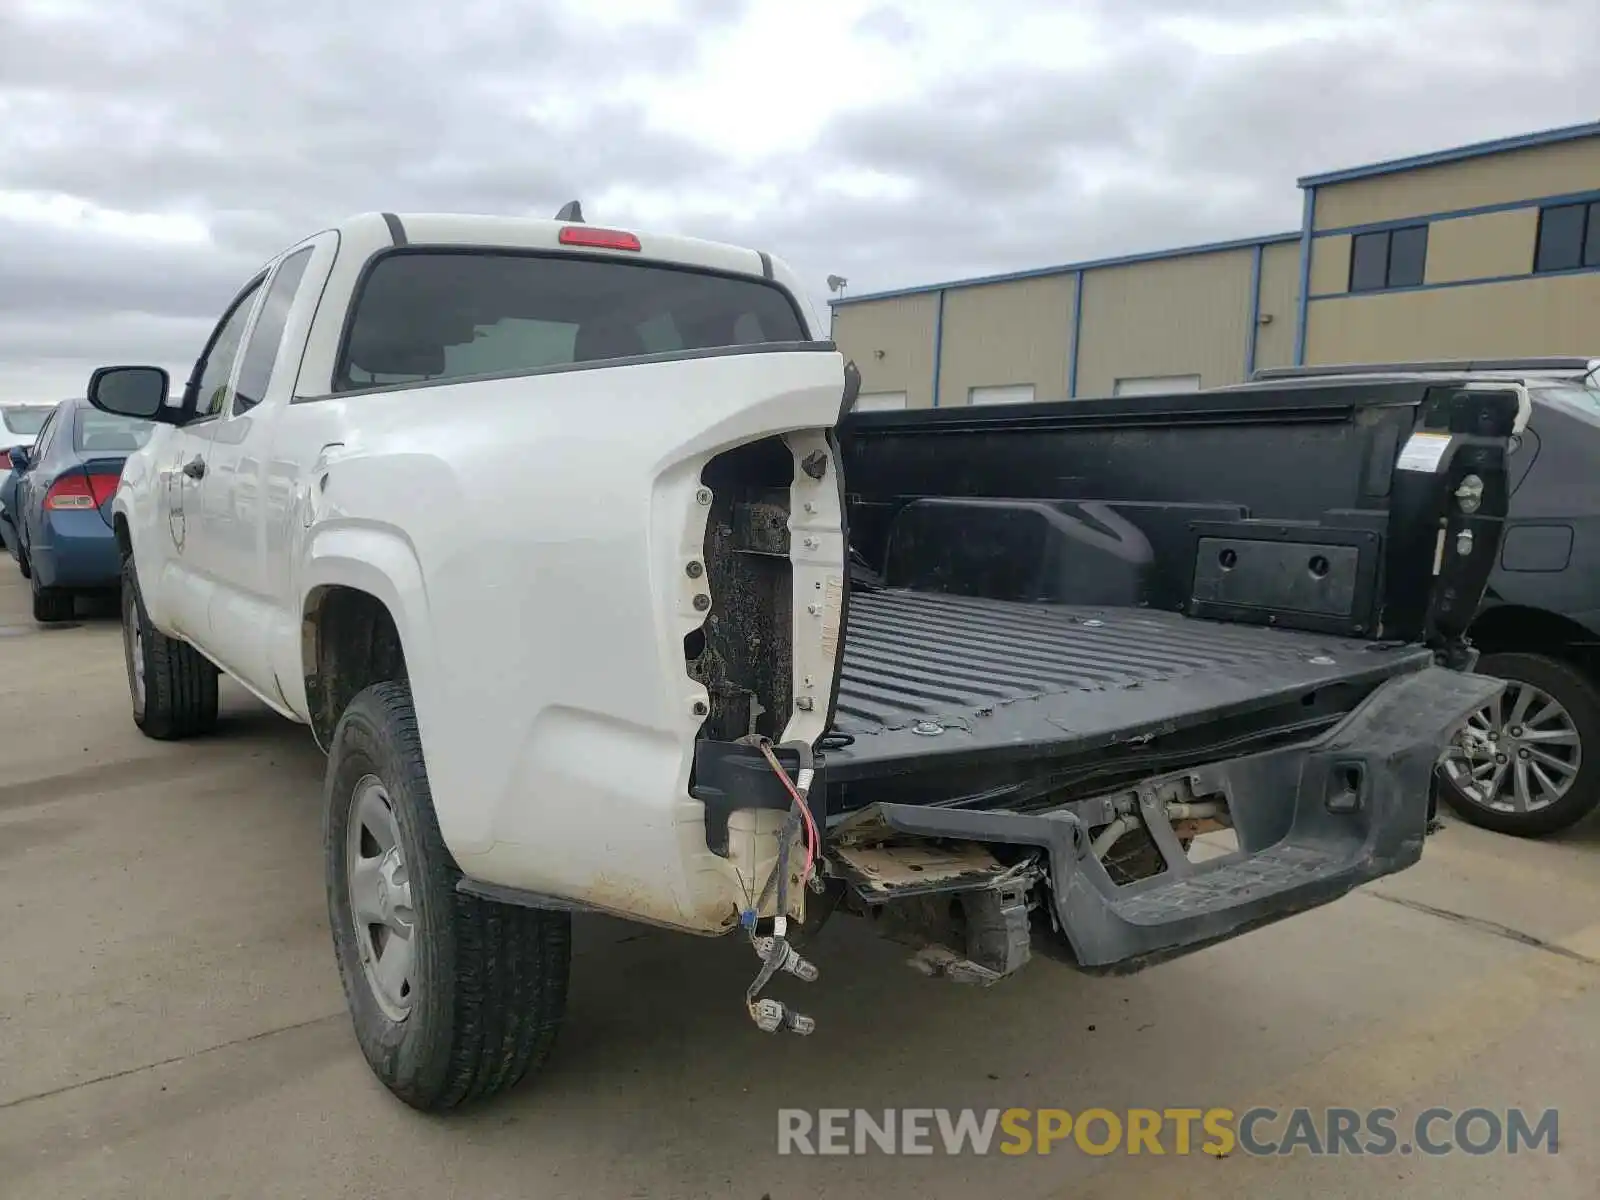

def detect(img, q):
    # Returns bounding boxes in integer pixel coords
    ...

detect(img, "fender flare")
[299,522,442,749]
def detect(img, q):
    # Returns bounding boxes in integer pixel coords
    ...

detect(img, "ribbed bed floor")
[826,588,1428,778]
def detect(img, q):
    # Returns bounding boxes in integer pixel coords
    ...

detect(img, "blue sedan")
[1,401,57,560]
[5,398,153,622]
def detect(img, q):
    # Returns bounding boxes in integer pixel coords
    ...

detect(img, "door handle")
[182,457,206,480]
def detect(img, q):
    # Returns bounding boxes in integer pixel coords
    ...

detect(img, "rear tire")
[1,518,25,577]
[325,682,571,1112]
[121,555,219,739]
[1440,652,1600,837]
[31,572,73,623]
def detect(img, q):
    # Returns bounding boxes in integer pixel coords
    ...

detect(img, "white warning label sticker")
[820,574,844,662]
[1396,431,1453,473]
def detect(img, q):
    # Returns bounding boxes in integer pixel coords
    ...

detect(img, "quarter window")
[234,248,314,412]
[1349,225,1428,292]
[194,279,265,418]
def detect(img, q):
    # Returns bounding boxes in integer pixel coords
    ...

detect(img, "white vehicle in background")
[87,207,1516,1114]
[1,400,59,565]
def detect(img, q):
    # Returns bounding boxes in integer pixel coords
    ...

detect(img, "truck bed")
[826,588,1432,783]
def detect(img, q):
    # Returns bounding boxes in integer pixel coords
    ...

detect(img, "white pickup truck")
[90,209,1521,1112]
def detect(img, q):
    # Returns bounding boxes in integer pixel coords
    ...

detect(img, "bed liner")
[826,587,1433,782]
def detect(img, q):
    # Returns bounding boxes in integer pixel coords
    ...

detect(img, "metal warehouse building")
[832,120,1600,409]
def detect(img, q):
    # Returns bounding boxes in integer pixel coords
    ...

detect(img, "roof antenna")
[555,200,584,223]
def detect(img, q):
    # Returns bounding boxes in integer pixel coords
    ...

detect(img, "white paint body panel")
[113,212,847,934]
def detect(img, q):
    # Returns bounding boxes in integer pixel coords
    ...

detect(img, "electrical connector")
[752,935,819,983]
[748,997,816,1036]
[751,998,786,1033]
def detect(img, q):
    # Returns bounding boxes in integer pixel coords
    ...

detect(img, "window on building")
[1112,375,1201,397]
[969,384,1035,406]
[1534,201,1600,274]
[1348,224,1428,292]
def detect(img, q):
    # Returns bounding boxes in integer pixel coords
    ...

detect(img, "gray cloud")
[798,0,1600,293]
[853,6,918,45]
[1,0,1598,395]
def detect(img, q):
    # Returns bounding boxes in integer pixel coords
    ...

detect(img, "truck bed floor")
[826,589,1431,781]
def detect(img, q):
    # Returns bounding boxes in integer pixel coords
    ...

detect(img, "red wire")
[759,742,817,876]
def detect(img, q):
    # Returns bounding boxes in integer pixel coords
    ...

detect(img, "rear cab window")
[74,411,154,454]
[335,251,807,391]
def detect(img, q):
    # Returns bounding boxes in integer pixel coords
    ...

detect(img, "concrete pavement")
[0,569,1595,1199]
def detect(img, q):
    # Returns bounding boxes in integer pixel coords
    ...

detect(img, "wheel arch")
[300,526,435,750]
[1469,604,1600,679]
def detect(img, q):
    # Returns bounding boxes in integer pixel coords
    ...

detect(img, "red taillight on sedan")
[45,470,119,510]
[87,473,119,507]
[0,450,10,470]
[45,475,91,509]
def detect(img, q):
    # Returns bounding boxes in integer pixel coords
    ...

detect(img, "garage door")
[853,391,908,412]
[1113,374,1202,396]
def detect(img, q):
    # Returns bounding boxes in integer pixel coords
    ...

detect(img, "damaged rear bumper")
[834,664,1503,974]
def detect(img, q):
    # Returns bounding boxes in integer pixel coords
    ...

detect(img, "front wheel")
[325,682,571,1111]
[121,555,219,738]
[1439,652,1600,837]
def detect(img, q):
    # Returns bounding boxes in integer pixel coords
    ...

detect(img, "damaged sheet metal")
[832,838,1012,902]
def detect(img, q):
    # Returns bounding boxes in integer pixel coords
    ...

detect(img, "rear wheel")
[1440,652,1600,837]
[1,517,25,576]
[30,571,73,623]
[326,682,571,1111]
[121,555,219,738]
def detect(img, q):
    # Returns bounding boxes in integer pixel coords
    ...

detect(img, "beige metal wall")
[936,275,1076,407]
[1305,271,1600,364]
[1423,208,1540,284]
[1313,138,1600,230]
[1309,235,1351,296]
[830,293,939,408]
[1074,248,1255,396]
[1253,241,1301,370]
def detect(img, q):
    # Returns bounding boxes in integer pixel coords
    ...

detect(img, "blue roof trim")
[1297,120,1600,188]
[830,231,1301,307]
[1312,185,1600,240]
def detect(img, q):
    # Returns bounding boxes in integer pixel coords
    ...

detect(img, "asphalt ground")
[1,568,1595,1199]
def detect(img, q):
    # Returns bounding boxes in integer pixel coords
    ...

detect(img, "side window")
[233,248,314,413]
[194,280,265,419]
[32,412,58,461]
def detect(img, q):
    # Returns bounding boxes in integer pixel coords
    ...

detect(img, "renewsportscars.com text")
[776,1106,1560,1157]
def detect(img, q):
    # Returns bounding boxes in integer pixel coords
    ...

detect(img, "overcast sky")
[1,0,1597,397]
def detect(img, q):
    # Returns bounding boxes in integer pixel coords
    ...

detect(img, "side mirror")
[6,446,28,472]
[87,365,181,424]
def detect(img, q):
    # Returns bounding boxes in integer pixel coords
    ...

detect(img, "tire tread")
[124,555,219,739]
[329,682,569,1111]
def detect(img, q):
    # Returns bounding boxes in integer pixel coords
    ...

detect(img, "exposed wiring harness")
[739,738,822,1036]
